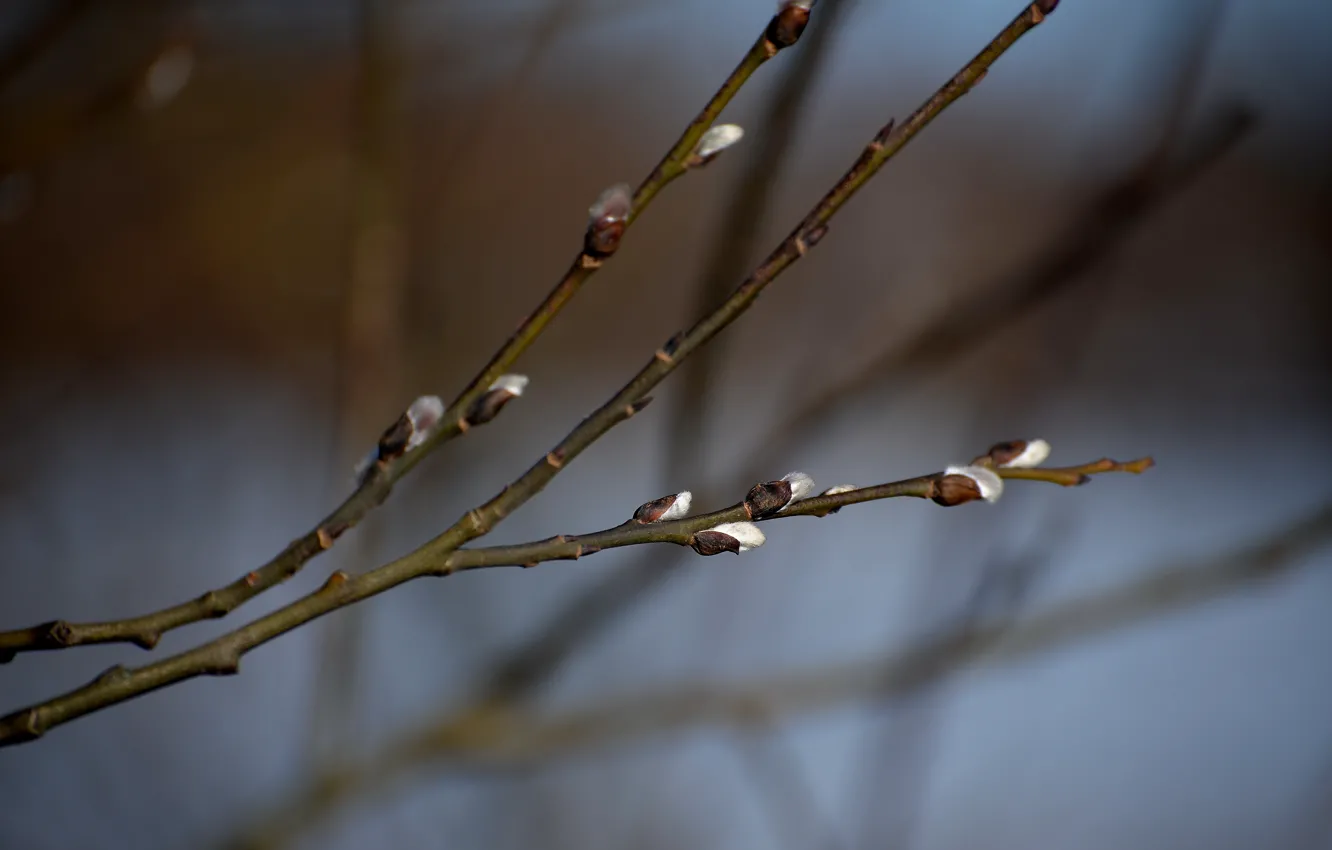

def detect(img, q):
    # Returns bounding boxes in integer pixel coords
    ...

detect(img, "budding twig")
[0,444,1147,748]
[0,3,807,665]
[0,0,1067,745]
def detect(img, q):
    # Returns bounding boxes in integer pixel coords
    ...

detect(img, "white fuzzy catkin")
[708,521,767,552]
[780,471,816,505]
[658,491,693,521]
[405,395,445,450]
[999,439,1051,468]
[694,124,744,159]
[489,374,529,397]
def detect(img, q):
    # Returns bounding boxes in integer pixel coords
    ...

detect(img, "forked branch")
[0,2,809,664]
[0,0,1079,747]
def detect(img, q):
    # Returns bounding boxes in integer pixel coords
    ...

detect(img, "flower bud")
[767,1,812,49]
[633,491,693,523]
[361,395,445,482]
[817,484,857,514]
[745,471,814,518]
[466,374,529,426]
[404,395,445,450]
[690,124,744,166]
[585,183,632,258]
[691,521,766,556]
[933,465,1004,506]
[984,438,1051,469]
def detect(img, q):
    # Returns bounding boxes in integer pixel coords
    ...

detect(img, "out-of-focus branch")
[0,0,1067,746]
[763,106,1252,470]
[306,0,408,766]
[0,0,805,664]
[229,502,1332,849]
[0,0,93,93]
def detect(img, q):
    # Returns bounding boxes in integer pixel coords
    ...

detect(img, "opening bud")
[767,1,812,49]
[746,471,815,518]
[818,484,857,514]
[585,183,633,257]
[633,491,693,523]
[690,124,745,166]
[466,374,529,426]
[691,521,766,556]
[933,465,1004,506]
[405,395,445,450]
[983,438,1051,468]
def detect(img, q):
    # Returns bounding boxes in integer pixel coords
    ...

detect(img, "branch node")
[455,416,470,434]
[45,620,75,647]
[316,527,334,550]
[321,570,350,592]
[95,664,129,685]
[197,590,226,618]
[545,451,565,470]
[654,348,675,364]
[467,509,490,534]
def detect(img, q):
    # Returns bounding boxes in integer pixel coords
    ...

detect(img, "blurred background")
[1,0,1331,847]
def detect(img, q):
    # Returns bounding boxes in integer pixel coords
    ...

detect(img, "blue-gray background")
[1,1,1330,848]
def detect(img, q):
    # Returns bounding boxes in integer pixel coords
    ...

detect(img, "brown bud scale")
[745,480,793,519]
[466,387,517,426]
[634,494,680,523]
[691,531,741,556]
[932,474,984,507]
[766,4,810,48]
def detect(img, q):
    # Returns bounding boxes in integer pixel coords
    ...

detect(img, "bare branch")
[0,1,804,663]
[0,0,1071,746]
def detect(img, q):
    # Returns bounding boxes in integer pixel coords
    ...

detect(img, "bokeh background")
[2,0,1331,848]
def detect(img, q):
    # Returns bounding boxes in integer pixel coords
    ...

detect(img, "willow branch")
[0,3,805,664]
[231,502,1332,850]
[0,0,1063,746]
[0,442,1140,749]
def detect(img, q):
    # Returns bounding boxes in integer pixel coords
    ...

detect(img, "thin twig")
[0,0,1064,746]
[0,2,803,664]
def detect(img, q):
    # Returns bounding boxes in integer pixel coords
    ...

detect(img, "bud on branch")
[585,183,633,258]
[466,374,529,427]
[934,465,1004,506]
[633,491,693,523]
[691,521,767,556]
[687,124,745,168]
[745,471,816,518]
